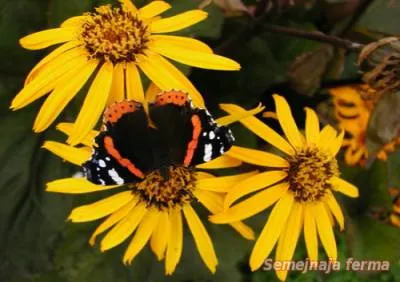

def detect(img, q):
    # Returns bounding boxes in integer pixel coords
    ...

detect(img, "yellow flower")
[330,85,400,166]
[12,0,240,145]
[388,188,400,228]
[210,95,359,281]
[42,119,257,275]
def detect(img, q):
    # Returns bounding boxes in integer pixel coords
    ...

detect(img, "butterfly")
[83,90,234,185]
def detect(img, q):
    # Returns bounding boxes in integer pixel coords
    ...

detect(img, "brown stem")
[263,23,365,52]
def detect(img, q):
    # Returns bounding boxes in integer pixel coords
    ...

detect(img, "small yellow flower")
[210,95,359,281]
[12,0,240,145]
[43,120,257,275]
[330,85,400,166]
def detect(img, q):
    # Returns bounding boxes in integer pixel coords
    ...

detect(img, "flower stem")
[262,23,365,52]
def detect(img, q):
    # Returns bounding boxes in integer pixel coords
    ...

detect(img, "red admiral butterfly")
[83,90,234,185]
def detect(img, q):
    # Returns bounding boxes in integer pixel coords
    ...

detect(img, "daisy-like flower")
[12,0,240,145]
[210,95,359,281]
[330,85,400,166]
[41,94,265,274]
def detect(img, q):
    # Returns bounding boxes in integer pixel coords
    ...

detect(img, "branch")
[262,23,365,52]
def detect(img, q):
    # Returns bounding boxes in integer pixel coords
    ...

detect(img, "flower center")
[287,147,339,202]
[79,5,150,63]
[131,166,196,210]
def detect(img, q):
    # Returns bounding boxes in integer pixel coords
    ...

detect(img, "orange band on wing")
[155,90,189,106]
[103,100,137,124]
[104,136,145,179]
[184,115,202,167]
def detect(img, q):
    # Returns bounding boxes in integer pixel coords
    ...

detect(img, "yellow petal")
[145,82,161,103]
[210,183,288,224]
[275,203,303,281]
[305,107,320,145]
[330,176,359,198]
[33,59,98,132]
[329,130,345,157]
[312,203,337,260]
[68,191,134,222]
[195,155,241,169]
[196,170,258,193]
[46,178,118,194]
[11,49,86,109]
[60,16,88,28]
[27,47,86,86]
[390,214,400,228]
[325,191,344,230]
[89,200,138,246]
[216,104,265,126]
[273,94,304,149]
[107,63,125,104]
[123,209,160,264]
[138,52,204,107]
[19,28,76,50]
[120,0,137,13]
[196,171,215,179]
[183,205,217,273]
[151,10,207,33]
[56,122,98,147]
[151,42,240,70]
[42,141,91,166]
[193,190,255,240]
[68,61,113,146]
[226,146,289,168]
[303,205,318,261]
[25,40,81,85]
[219,104,294,155]
[126,62,145,102]
[224,170,287,209]
[100,202,147,251]
[249,191,294,271]
[317,125,337,150]
[151,35,212,54]
[165,208,183,275]
[230,222,255,240]
[150,211,170,260]
[139,1,171,18]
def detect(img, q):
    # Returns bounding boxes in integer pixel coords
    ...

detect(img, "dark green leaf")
[356,0,400,36]
[366,91,400,155]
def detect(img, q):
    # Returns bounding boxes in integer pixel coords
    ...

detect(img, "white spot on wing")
[72,171,84,178]
[105,157,111,161]
[99,179,106,185]
[220,146,225,154]
[108,168,125,185]
[99,160,106,168]
[209,131,215,140]
[204,143,213,162]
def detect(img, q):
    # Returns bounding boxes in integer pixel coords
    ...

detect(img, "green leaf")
[288,44,334,96]
[366,91,400,155]
[387,151,400,188]
[0,106,74,281]
[356,0,400,36]
[351,217,400,261]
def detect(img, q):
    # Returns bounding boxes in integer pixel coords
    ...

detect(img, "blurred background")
[1,0,400,281]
